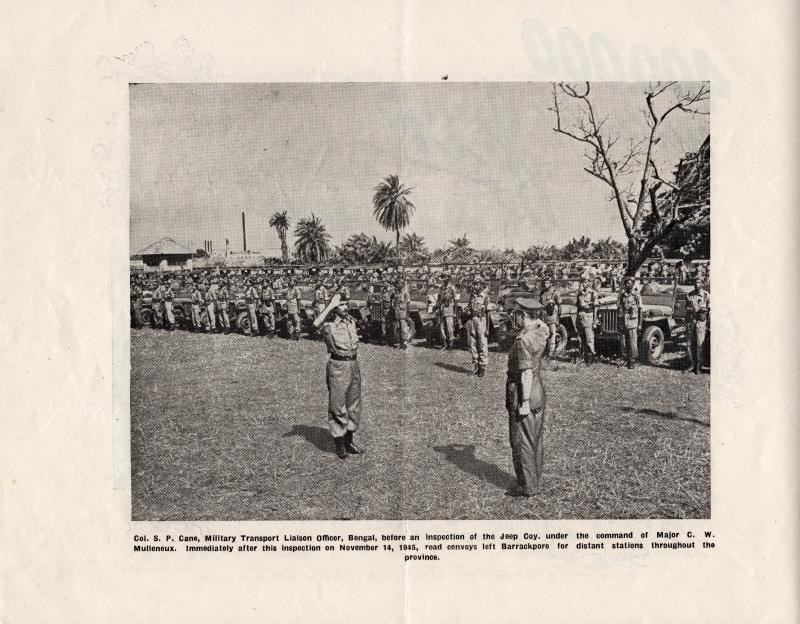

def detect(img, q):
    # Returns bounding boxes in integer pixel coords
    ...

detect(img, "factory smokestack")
[241,212,247,251]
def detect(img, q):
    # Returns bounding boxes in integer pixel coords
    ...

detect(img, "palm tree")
[372,175,415,263]
[293,213,331,263]
[398,232,429,263]
[269,211,290,262]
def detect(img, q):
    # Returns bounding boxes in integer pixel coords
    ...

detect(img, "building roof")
[135,237,192,257]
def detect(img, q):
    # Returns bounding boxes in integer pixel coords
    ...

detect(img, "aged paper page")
[1,1,798,623]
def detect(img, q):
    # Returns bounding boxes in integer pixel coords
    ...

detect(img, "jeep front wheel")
[553,323,569,354]
[640,326,665,364]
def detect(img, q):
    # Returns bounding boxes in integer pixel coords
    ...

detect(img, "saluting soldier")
[314,291,365,460]
[504,303,551,497]
[217,278,232,334]
[285,279,302,340]
[244,278,260,337]
[618,277,643,369]
[392,277,411,350]
[539,276,562,358]
[575,274,598,365]
[466,276,490,376]
[437,272,458,350]
[191,279,204,332]
[685,277,711,374]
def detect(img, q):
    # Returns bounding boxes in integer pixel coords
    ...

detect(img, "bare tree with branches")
[550,81,710,275]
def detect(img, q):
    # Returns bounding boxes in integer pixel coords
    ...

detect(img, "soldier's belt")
[330,352,357,361]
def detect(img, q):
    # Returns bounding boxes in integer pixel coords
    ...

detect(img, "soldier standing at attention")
[205,279,218,334]
[286,279,302,340]
[392,277,411,349]
[191,279,204,332]
[505,304,550,497]
[259,278,276,337]
[163,278,176,330]
[130,276,144,328]
[151,279,165,329]
[466,276,490,376]
[437,272,457,350]
[217,278,231,334]
[539,276,562,358]
[618,277,643,369]
[575,274,598,365]
[381,278,395,345]
[685,277,711,374]
[314,292,365,460]
[245,278,260,337]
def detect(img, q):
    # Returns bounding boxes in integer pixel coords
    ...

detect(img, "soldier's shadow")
[434,362,473,375]
[432,443,514,490]
[283,425,335,453]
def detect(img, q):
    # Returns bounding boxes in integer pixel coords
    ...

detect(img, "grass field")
[130,328,710,520]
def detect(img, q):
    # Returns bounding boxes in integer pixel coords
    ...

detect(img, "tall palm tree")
[269,211,290,262]
[398,232,428,262]
[293,213,331,263]
[372,175,415,263]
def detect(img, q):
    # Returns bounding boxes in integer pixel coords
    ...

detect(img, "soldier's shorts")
[326,358,362,438]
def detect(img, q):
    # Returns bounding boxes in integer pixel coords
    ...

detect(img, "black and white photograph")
[129,81,711,521]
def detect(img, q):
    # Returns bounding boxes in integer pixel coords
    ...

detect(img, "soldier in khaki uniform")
[190,279,204,332]
[618,277,642,369]
[259,279,276,336]
[316,292,364,460]
[217,278,231,334]
[466,276,490,376]
[205,279,218,333]
[437,273,458,350]
[285,279,302,340]
[381,278,395,345]
[575,274,598,365]
[151,280,165,329]
[685,277,711,374]
[392,278,411,349]
[162,278,176,330]
[244,278,260,336]
[505,304,551,497]
[130,277,144,328]
[538,276,562,357]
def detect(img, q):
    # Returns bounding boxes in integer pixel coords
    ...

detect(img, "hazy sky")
[130,82,709,255]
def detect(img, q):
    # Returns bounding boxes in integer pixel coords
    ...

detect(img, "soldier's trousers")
[206,303,217,331]
[508,408,545,496]
[467,317,488,368]
[191,304,203,330]
[260,307,275,332]
[326,359,362,438]
[687,320,707,372]
[152,303,164,328]
[247,303,259,334]
[394,317,408,345]
[620,326,639,362]
[576,313,596,356]
[131,302,143,328]
[287,312,302,337]
[439,315,455,345]
[217,304,230,330]
[163,301,175,328]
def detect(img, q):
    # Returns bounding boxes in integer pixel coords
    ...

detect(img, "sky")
[129,82,709,256]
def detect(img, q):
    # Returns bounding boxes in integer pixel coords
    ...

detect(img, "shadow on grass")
[283,425,336,453]
[620,406,709,427]
[433,443,514,490]
[434,361,474,375]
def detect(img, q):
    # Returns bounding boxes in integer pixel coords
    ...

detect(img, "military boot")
[477,367,486,377]
[334,437,348,460]
[344,431,364,455]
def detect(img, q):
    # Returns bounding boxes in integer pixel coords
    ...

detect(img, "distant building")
[131,237,193,271]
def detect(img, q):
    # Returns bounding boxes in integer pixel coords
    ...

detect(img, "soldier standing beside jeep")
[539,276,562,358]
[685,277,711,374]
[575,274,598,365]
[618,277,643,369]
